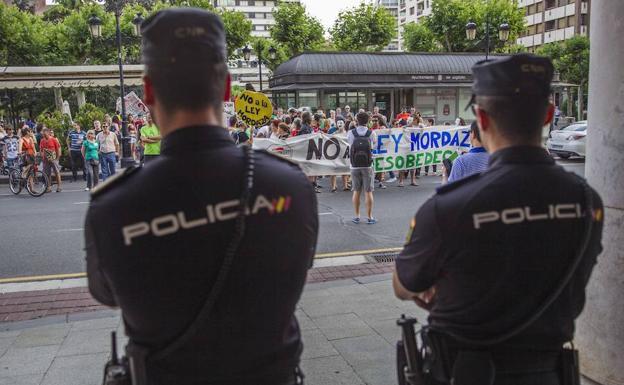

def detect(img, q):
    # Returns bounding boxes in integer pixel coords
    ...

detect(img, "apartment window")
[248,0,255,5]
[545,0,556,9]
[235,0,239,5]
[409,6,414,15]
[536,2,543,12]
[528,25,537,35]
[248,12,255,18]
[545,20,556,31]
[580,14,587,25]
[567,15,575,26]
[537,23,544,33]
[528,4,536,14]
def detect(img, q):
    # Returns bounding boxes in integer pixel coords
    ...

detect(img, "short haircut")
[283,116,292,125]
[470,121,481,142]
[278,123,290,132]
[476,95,549,142]
[145,62,228,113]
[228,116,238,127]
[301,111,312,124]
[293,118,302,128]
[356,111,369,126]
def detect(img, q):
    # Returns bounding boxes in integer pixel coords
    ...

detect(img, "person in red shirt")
[40,127,62,192]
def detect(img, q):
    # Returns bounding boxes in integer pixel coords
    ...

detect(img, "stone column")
[76,89,86,109]
[53,88,63,112]
[576,1,624,384]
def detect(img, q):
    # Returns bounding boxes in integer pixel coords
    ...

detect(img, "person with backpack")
[347,111,377,224]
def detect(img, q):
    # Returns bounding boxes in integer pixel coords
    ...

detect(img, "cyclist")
[18,127,37,178]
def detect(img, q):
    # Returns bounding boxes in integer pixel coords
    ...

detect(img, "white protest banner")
[253,126,471,176]
[116,92,149,117]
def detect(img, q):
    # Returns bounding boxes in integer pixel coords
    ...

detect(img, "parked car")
[547,121,587,159]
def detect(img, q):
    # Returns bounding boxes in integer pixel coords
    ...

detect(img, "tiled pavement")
[0,273,429,385]
[0,262,394,323]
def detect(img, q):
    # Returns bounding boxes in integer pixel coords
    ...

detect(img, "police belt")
[490,349,560,374]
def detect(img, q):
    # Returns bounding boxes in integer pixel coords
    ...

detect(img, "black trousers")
[69,150,86,181]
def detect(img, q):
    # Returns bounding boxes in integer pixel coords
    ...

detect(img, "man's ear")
[544,103,555,125]
[476,106,490,134]
[224,72,231,102]
[143,76,155,107]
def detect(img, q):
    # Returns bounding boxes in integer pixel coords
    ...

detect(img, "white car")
[547,121,587,159]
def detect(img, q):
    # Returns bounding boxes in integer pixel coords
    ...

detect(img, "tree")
[0,4,56,65]
[419,0,524,52]
[403,22,439,52]
[537,35,589,119]
[218,8,252,59]
[250,37,287,71]
[270,2,324,57]
[330,3,395,51]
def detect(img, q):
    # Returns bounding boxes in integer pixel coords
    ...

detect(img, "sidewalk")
[0,271,427,385]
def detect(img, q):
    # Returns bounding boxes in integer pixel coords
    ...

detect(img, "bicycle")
[8,155,49,197]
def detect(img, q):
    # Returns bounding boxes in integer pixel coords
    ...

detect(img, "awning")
[269,82,474,91]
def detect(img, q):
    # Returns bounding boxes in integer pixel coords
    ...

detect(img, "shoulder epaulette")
[90,166,141,199]
[436,172,481,194]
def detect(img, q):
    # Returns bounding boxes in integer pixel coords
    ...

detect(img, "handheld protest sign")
[235,90,273,128]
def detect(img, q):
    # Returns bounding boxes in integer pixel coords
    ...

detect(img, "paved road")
[0,158,585,280]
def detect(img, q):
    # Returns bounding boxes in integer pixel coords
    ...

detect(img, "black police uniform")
[86,126,318,384]
[395,55,604,384]
[85,8,318,385]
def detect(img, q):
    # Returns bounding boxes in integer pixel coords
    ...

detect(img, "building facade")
[398,0,432,50]
[212,0,299,38]
[374,0,402,51]
[516,0,590,50]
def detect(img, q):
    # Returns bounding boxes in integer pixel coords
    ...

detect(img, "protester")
[67,122,87,182]
[446,121,489,183]
[140,114,161,163]
[96,121,120,180]
[40,127,62,192]
[1,126,19,168]
[291,118,302,136]
[335,107,345,122]
[128,123,138,160]
[347,111,377,224]
[329,121,350,192]
[82,129,99,191]
[277,122,291,140]
[299,111,313,135]
[342,105,353,120]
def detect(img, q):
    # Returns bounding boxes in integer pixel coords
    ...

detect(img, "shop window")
[457,88,475,122]
[298,91,318,111]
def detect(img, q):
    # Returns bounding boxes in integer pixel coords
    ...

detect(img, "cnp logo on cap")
[174,26,208,39]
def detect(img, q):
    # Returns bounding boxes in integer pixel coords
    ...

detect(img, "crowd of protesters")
[0,113,161,193]
[226,104,458,194]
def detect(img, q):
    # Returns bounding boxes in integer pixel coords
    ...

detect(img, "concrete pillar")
[575,1,624,384]
[53,88,63,112]
[76,89,86,109]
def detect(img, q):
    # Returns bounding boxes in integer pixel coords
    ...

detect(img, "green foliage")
[218,8,252,59]
[330,4,396,51]
[417,0,524,52]
[403,22,439,52]
[73,103,106,132]
[270,2,324,57]
[537,35,589,86]
[250,37,288,71]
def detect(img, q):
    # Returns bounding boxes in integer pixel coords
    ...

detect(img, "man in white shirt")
[96,122,120,180]
[346,111,378,224]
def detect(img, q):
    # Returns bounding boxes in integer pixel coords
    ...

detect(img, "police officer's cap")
[141,8,226,68]
[470,53,554,100]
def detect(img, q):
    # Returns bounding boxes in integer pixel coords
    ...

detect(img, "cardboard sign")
[234,91,272,128]
[116,92,149,117]
[223,102,235,127]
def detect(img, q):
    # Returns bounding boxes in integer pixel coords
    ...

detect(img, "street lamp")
[465,20,510,60]
[241,45,275,92]
[88,11,143,168]
[88,15,102,38]
[132,13,144,37]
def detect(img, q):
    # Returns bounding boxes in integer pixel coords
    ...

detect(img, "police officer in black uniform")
[85,8,318,385]
[393,54,603,384]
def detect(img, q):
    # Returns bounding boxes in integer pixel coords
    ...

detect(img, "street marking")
[0,272,86,284]
[315,247,402,259]
[318,212,333,216]
[73,201,89,205]
[0,247,404,284]
[51,228,84,232]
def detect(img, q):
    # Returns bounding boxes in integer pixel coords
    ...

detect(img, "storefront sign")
[234,90,273,127]
[253,126,471,176]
